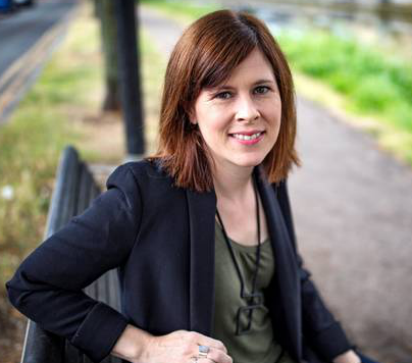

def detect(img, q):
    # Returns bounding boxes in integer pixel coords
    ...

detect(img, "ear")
[188,107,197,125]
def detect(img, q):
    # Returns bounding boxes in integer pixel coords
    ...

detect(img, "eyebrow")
[208,79,277,91]
[252,79,277,86]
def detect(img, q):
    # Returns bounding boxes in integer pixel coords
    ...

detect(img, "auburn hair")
[148,9,300,192]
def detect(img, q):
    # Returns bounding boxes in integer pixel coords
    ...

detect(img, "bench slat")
[21,146,124,363]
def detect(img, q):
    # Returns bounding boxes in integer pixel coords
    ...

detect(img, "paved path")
[139,7,412,362]
[0,0,77,123]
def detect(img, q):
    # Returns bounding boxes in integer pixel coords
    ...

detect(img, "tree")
[114,0,145,156]
[99,0,121,111]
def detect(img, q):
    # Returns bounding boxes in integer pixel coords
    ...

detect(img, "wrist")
[333,350,361,363]
[111,324,153,362]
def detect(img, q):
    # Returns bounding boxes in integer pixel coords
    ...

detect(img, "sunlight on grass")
[0,4,103,292]
[278,29,412,131]
[277,28,412,162]
[0,2,178,294]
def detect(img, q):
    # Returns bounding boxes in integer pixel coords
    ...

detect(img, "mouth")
[230,131,265,141]
[229,131,266,145]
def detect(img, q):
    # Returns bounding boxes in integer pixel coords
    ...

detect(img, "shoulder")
[107,158,166,183]
[106,159,185,204]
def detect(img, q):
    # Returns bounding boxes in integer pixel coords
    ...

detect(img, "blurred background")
[0,0,411,362]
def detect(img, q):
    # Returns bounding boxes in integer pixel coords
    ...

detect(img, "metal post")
[115,0,145,158]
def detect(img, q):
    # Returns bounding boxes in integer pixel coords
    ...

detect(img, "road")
[0,0,77,123]
[139,6,412,363]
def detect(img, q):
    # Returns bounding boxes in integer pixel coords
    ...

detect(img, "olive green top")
[212,221,295,363]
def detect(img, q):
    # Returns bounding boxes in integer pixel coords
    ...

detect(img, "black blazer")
[6,160,351,363]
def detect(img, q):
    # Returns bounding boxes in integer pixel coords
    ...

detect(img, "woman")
[7,9,365,363]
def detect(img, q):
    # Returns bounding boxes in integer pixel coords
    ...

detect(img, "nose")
[235,94,260,123]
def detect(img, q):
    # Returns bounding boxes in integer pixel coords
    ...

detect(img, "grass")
[142,0,412,165]
[0,4,169,361]
[0,4,111,293]
[277,28,412,163]
[0,1,171,300]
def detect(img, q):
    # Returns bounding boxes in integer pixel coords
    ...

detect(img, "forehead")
[229,49,274,80]
[208,49,275,89]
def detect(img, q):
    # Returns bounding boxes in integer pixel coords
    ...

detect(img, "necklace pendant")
[235,291,264,336]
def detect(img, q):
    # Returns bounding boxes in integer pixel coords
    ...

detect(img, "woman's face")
[191,48,282,174]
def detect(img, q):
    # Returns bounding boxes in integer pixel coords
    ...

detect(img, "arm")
[6,165,142,362]
[276,180,357,362]
[7,164,234,363]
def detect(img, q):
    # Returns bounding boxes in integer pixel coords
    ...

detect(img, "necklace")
[215,177,264,335]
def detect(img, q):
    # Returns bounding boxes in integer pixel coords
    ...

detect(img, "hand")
[112,325,232,363]
[143,330,232,363]
[333,350,361,363]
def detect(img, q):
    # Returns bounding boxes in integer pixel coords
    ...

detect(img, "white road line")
[0,5,79,120]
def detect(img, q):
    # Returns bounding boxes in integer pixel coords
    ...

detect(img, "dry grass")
[0,2,169,360]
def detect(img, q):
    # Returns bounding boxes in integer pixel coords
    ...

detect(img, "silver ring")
[198,345,210,359]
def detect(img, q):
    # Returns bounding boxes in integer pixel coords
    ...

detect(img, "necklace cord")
[215,176,263,334]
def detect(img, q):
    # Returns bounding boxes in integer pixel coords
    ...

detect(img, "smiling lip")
[230,130,265,145]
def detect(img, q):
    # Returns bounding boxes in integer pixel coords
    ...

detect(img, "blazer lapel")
[255,166,302,359]
[186,188,217,336]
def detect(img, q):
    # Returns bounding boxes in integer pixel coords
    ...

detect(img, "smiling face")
[190,48,282,175]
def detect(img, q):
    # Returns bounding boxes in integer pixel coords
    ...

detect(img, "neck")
[212,162,254,202]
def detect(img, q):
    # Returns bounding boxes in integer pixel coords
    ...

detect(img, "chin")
[234,156,266,168]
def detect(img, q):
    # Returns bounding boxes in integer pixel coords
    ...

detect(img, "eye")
[254,86,270,95]
[214,91,232,100]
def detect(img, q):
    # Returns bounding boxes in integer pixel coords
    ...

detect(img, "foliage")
[277,29,412,129]
[277,28,412,162]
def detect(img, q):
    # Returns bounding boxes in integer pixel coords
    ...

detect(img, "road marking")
[0,5,79,122]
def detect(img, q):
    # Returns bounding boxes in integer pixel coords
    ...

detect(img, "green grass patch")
[0,3,182,295]
[0,5,104,292]
[277,28,412,162]
[277,29,412,126]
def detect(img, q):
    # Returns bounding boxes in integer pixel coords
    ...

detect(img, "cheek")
[263,104,281,127]
[197,118,219,145]
[197,111,228,136]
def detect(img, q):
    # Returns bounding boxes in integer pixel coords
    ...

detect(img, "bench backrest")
[20,146,122,363]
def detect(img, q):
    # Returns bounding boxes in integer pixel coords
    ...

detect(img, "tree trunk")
[115,0,145,156]
[100,0,121,111]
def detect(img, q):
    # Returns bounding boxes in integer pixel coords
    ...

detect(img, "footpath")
[139,6,412,362]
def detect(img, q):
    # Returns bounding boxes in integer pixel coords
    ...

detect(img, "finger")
[197,347,232,363]
[185,331,227,354]
[195,335,228,354]
[198,349,232,363]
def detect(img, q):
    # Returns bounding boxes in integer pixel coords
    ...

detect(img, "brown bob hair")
[149,9,300,192]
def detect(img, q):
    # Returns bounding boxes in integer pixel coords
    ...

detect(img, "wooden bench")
[20,146,122,363]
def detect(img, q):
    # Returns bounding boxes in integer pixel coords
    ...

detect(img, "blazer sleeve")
[276,179,353,361]
[6,164,142,362]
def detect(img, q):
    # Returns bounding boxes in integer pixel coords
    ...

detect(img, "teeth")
[232,132,262,141]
